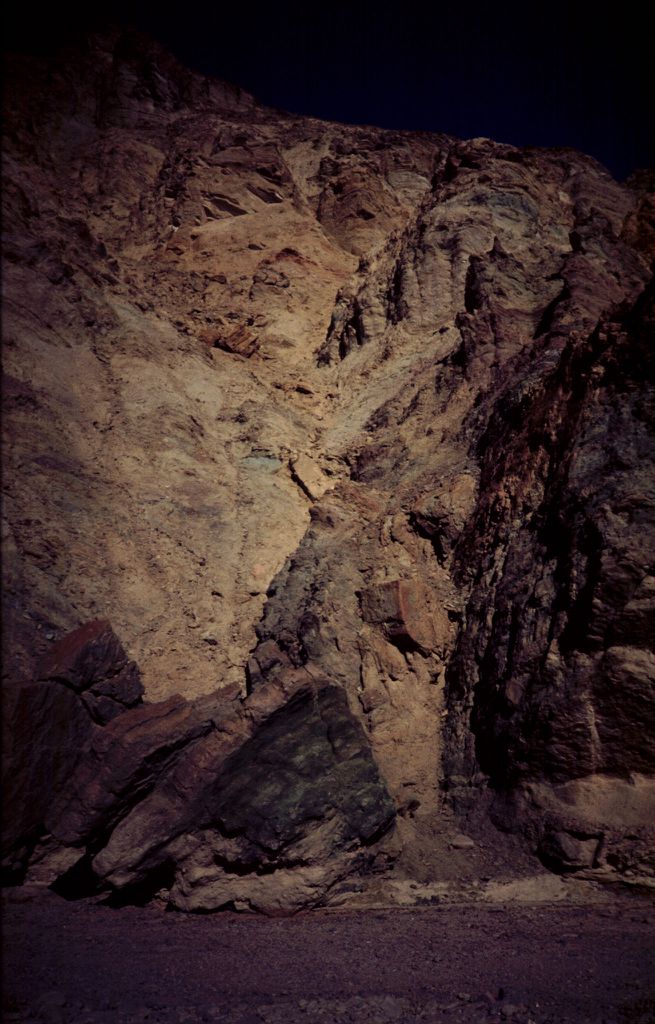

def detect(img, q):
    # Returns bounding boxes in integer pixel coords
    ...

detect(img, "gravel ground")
[2,889,654,1024]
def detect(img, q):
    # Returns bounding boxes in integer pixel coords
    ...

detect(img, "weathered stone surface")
[359,578,447,654]
[200,324,259,357]
[290,454,331,502]
[444,283,655,793]
[491,774,655,884]
[91,676,395,911]
[1,681,97,873]
[246,638,292,692]
[48,694,216,846]
[449,833,476,851]
[89,662,143,706]
[1,28,442,701]
[2,621,146,875]
[168,831,346,914]
[2,27,654,908]
[35,619,144,725]
[209,683,393,852]
[538,831,600,872]
[37,620,129,691]
[23,839,83,886]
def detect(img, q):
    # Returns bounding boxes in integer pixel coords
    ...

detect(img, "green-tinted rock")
[208,684,395,853]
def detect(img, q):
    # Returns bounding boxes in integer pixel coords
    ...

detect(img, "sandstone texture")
[2,28,654,911]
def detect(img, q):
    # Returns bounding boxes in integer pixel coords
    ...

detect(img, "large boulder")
[2,619,144,879]
[5,627,396,911]
[92,675,396,912]
[47,694,217,846]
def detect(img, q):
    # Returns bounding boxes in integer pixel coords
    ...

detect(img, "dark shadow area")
[99,859,176,908]
[50,852,105,900]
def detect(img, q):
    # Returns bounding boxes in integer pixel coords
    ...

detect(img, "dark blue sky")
[5,1,653,180]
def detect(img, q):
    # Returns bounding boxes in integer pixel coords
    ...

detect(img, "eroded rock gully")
[2,28,654,913]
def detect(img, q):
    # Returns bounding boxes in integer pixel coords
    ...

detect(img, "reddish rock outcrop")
[37,618,143,723]
[1,681,96,877]
[4,618,394,908]
[92,676,395,913]
[1,619,143,877]
[359,578,449,655]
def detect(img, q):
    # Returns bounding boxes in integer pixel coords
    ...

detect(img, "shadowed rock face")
[447,283,655,788]
[4,643,394,911]
[2,28,654,909]
[37,618,143,722]
[1,620,142,875]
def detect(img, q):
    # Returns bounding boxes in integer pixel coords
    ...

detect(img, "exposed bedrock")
[1,620,144,878]
[2,29,654,909]
[3,621,394,912]
[444,280,655,875]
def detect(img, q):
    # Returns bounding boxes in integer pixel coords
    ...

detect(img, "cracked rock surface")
[2,27,654,911]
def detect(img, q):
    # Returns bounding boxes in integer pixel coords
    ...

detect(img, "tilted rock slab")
[92,676,395,913]
[3,622,395,911]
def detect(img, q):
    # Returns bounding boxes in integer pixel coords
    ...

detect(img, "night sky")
[4,0,654,180]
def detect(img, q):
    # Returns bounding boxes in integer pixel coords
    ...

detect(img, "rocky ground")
[3,888,654,1024]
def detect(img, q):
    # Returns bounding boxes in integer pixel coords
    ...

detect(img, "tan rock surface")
[2,28,654,908]
[2,29,442,706]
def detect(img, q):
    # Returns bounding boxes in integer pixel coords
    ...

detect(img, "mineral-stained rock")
[37,620,131,690]
[2,27,654,908]
[359,578,448,655]
[199,324,259,357]
[208,682,393,852]
[2,620,148,874]
[91,676,395,910]
[444,283,655,794]
[4,631,397,910]
[47,694,216,846]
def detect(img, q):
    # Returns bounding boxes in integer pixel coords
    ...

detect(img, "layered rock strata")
[2,28,654,908]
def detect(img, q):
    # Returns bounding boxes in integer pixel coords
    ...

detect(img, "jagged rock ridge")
[2,28,654,910]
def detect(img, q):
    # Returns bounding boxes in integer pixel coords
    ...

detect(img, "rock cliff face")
[2,28,654,910]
